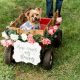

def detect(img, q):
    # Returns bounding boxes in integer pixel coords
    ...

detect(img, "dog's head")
[25,8,42,23]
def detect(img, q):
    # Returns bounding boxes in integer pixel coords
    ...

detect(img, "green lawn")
[0,0,80,80]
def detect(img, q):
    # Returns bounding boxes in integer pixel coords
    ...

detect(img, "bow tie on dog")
[20,8,42,32]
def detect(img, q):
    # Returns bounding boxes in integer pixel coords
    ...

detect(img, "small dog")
[20,8,42,32]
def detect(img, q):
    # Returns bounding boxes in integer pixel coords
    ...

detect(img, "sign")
[13,40,41,65]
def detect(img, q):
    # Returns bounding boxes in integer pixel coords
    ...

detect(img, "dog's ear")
[35,8,42,15]
[25,8,31,19]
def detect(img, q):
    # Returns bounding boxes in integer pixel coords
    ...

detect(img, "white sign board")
[13,40,41,65]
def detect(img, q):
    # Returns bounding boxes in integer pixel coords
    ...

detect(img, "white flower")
[10,34,19,41]
[2,31,9,39]
[21,33,27,41]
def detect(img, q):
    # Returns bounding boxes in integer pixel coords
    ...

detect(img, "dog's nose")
[34,17,39,21]
[34,17,37,20]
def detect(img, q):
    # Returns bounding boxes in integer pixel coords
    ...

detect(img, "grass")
[0,0,80,80]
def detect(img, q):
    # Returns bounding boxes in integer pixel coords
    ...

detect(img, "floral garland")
[0,17,62,47]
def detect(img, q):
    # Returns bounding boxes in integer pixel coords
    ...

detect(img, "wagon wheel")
[4,45,14,65]
[54,29,62,47]
[42,49,53,70]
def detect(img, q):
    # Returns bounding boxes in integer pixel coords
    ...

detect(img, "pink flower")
[0,39,13,47]
[7,40,13,46]
[28,38,35,44]
[48,28,54,35]
[42,38,51,45]
[0,40,7,47]
[27,34,35,44]
[27,34,33,39]
[53,25,58,32]
[56,17,62,23]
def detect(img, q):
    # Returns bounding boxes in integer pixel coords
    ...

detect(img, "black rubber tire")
[54,29,62,48]
[42,49,53,70]
[4,45,14,65]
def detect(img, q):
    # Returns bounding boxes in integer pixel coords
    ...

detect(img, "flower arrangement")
[0,16,62,47]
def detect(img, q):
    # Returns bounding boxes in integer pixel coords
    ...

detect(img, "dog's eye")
[31,15,34,17]
[36,14,39,16]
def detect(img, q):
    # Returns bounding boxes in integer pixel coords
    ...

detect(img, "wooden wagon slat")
[8,27,44,35]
